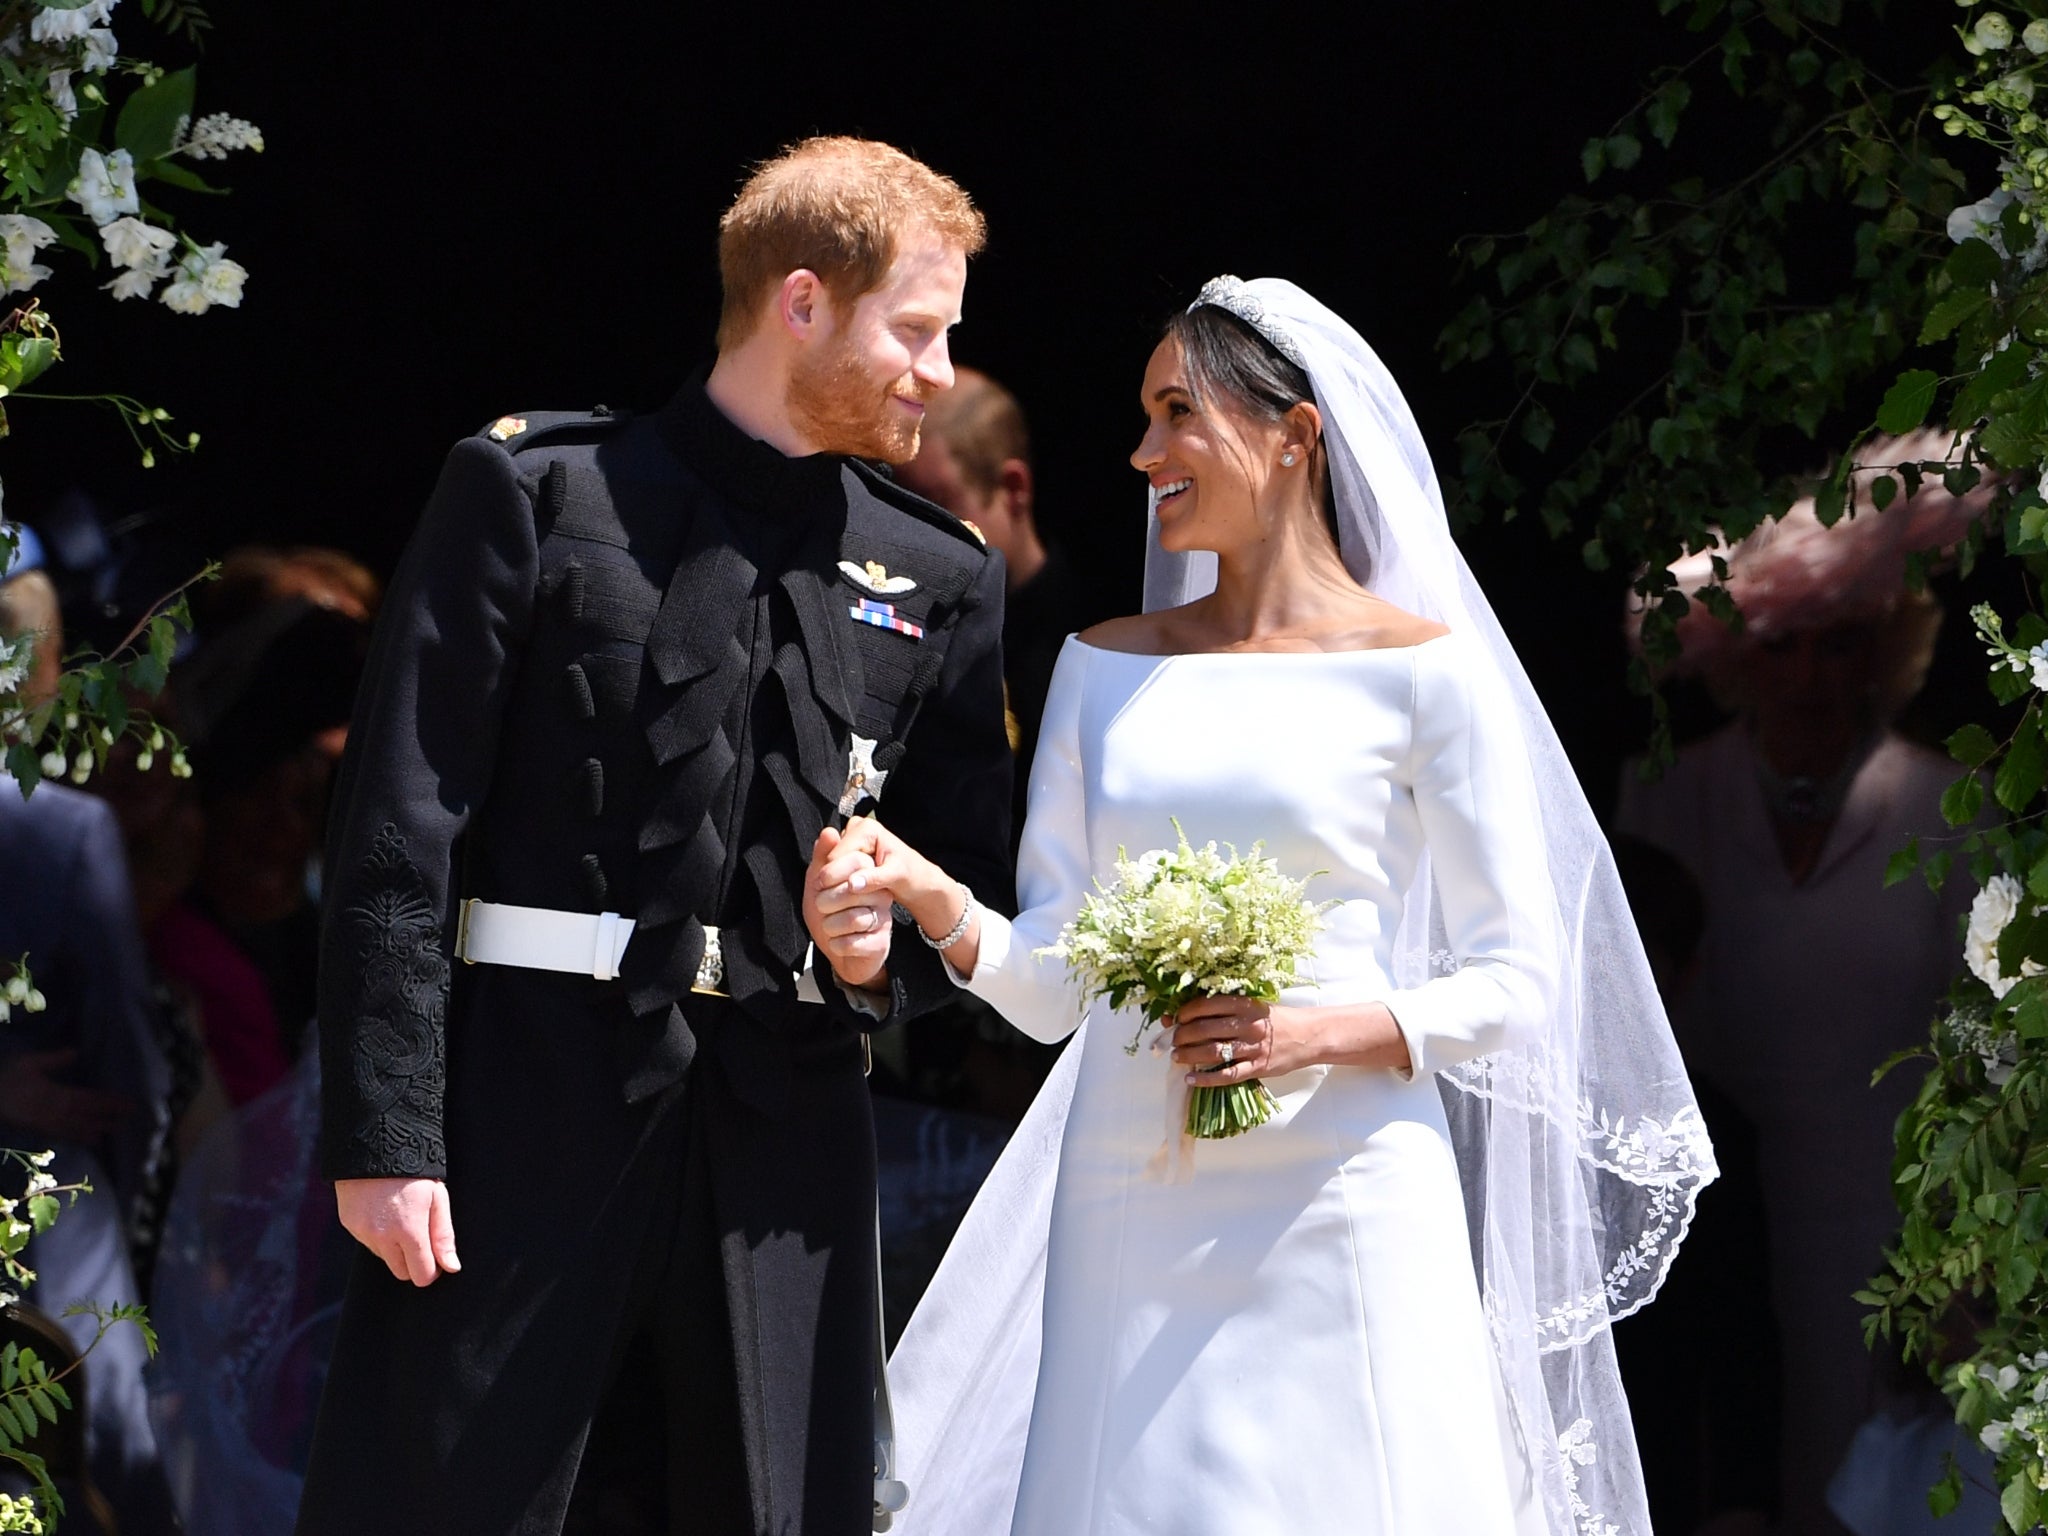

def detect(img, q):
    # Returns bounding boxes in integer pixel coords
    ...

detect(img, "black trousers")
[562,1083,749,1534]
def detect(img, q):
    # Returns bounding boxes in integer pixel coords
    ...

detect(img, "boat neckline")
[1068,630,1455,660]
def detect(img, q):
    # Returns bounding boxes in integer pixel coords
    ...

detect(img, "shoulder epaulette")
[474,406,631,453]
[848,457,993,556]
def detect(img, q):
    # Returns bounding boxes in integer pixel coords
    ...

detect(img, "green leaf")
[141,157,224,196]
[2003,1471,2030,1535]
[1871,474,1898,512]
[1948,238,2005,288]
[1885,837,1921,888]
[24,1196,55,1234]
[1922,287,1992,345]
[0,333,58,394]
[114,66,196,163]
[1997,715,2048,813]
[1606,133,1643,171]
[1944,774,1986,827]
[1581,137,1605,183]
[1647,78,1693,147]
[1877,370,1940,435]
[1929,1462,1962,1518]
[1950,725,2000,769]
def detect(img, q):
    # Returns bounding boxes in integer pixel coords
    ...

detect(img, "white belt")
[457,900,841,1008]
[456,898,662,986]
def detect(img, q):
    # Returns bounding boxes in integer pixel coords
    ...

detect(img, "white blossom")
[177,112,263,159]
[0,635,28,695]
[104,263,159,301]
[1998,1363,2024,1394]
[2028,17,2048,53]
[68,146,136,226]
[1967,874,2046,997]
[1979,11,2017,49]
[36,751,62,779]
[23,1171,53,1196]
[0,212,55,298]
[1950,187,2016,247]
[29,1,115,45]
[99,214,171,270]
[45,67,75,121]
[78,25,115,72]
[1987,1420,2014,1454]
[26,1151,51,1168]
[159,240,247,314]
[2028,641,2048,692]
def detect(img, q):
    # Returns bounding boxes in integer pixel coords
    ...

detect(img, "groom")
[296,137,1013,1535]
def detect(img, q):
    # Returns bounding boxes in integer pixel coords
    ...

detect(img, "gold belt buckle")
[690,923,730,998]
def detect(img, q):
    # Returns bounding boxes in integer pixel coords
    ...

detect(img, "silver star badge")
[840,734,889,815]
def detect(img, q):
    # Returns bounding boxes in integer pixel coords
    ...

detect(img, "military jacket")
[315,378,1014,1181]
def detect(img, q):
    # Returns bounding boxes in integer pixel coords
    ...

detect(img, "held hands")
[336,1176,461,1287]
[804,822,898,990]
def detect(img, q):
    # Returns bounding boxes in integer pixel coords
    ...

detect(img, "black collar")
[655,368,847,522]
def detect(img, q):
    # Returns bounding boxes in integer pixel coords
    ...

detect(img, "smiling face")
[786,225,967,463]
[1130,335,1290,556]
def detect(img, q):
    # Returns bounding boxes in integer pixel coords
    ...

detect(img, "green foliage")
[1439,0,1973,729]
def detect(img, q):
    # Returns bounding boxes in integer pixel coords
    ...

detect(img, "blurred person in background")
[894,368,1084,1121]
[1609,832,1780,1536]
[155,580,371,1095]
[0,528,179,1533]
[1616,433,1993,1533]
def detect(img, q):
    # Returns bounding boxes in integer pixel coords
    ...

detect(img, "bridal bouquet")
[1042,823,1329,1139]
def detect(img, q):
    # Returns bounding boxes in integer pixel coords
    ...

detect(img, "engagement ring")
[1219,1040,1236,1065]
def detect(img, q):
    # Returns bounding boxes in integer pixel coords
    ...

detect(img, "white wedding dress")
[897,630,1555,1535]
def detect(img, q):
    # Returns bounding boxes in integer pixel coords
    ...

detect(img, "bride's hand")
[1170,995,1412,1079]
[814,816,982,972]
[1169,996,1315,1082]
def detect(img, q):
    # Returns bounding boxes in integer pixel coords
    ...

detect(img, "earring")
[1281,452,1296,467]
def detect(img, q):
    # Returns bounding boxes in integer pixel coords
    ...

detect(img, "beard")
[786,335,926,462]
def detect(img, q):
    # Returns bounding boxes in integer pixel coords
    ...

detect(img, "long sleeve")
[1381,637,1557,1078]
[954,639,1091,1043]
[317,436,539,1181]
[851,547,1015,1026]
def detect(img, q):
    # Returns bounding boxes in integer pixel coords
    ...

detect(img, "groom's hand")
[336,1176,462,1287]
[806,825,894,989]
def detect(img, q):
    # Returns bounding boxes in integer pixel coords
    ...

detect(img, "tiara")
[1188,275,1307,368]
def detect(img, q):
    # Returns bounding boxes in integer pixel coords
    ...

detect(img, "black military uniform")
[296,376,1012,1536]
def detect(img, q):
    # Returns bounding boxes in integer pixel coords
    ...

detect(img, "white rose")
[1967,874,2034,996]
[98,215,171,270]
[1979,11,2017,48]
[2028,17,2048,52]
[67,146,137,226]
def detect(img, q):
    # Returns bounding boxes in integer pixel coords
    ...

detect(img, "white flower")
[45,67,74,120]
[99,215,171,270]
[1950,187,2016,247]
[159,241,246,314]
[1968,874,2024,992]
[36,751,62,779]
[23,1171,53,1196]
[2028,17,2048,52]
[29,0,115,45]
[178,112,262,159]
[78,25,114,72]
[1986,1419,2013,1454]
[2028,642,2048,692]
[0,213,55,297]
[68,146,136,226]
[1999,1363,2024,1394]
[0,635,27,695]
[1979,11,2017,48]
[26,1151,51,1168]
[104,263,159,301]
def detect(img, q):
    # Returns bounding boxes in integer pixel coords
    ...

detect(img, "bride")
[807,277,1715,1536]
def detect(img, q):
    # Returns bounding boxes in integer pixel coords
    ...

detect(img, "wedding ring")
[1219,1040,1236,1066]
